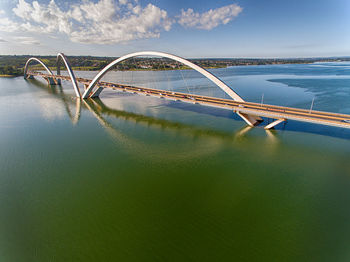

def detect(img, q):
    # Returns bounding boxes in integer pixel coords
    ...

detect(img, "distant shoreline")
[1,58,349,77]
[0,74,19,77]
[34,60,348,72]
[30,60,348,71]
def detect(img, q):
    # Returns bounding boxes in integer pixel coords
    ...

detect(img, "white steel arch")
[56,53,81,98]
[82,51,245,102]
[24,57,53,78]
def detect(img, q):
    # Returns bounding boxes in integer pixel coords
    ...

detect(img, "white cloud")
[70,3,172,44]
[0,1,242,45]
[13,0,73,34]
[78,0,116,23]
[2,0,172,45]
[0,17,20,32]
[178,4,242,30]
[13,36,40,45]
[119,0,128,5]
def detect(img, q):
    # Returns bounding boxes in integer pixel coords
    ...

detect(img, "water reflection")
[234,126,253,140]
[58,88,81,125]
[5,67,349,262]
[84,98,228,161]
[33,68,350,140]
[26,79,283,159]
[27,78,81,124]
[88,98,287,160]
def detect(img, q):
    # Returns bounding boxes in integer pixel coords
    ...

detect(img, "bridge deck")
[28,72,350,129]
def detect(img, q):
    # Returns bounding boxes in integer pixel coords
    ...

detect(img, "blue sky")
[0,0,349,57]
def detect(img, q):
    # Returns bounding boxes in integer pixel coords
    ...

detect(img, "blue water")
[2,62,349,261]
[62,61,350,139]
[76,61,350,110]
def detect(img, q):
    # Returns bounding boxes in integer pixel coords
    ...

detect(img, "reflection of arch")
[24,57,53,78]
[83,98,222,161]
[56,86,81,125]
[26,78,279,151]
[24,52,262,126]
[25,77,81,125]
[82,51,245,102]
[56,53,81,98]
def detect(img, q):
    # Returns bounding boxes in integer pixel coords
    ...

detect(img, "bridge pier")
[43,76,59,85]
[26,75,34,79]
[83,84,103,97]
[236,112,262,127]
[264,119,286,130]
[24,52,350,131]
[91,86,104,98]
[24,73,34,79]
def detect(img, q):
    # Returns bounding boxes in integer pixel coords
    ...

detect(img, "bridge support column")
[91,86,104,98]
[44,77,60,85]
[264,119,286,130]
[236,112,262,127]
[24,74,34,79]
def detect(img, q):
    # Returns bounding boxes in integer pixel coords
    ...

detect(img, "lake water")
[1,62,350,261]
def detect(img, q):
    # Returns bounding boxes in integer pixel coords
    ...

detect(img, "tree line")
[1,55,349,76]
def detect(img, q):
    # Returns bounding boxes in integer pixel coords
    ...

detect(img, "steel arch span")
[24,57,53,78]
[56,53,81,98]
[82,51,245,102]
[23,51,350,130]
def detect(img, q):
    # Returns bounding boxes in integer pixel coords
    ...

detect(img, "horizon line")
[1,54,350,60]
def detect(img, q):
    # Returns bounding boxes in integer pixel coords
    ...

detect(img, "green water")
[1,63,350,261]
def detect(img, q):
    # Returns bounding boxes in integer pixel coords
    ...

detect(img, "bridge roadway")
[28,71,350,130]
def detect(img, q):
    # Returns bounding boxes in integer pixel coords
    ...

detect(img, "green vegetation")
[0,54,349,76]
[0,65,23,77]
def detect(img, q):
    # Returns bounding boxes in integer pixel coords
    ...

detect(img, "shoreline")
[0,74,19,77]
[4,60,348,76]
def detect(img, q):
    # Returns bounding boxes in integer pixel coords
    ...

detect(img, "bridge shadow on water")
[158,96,350,140]
[27,78,248,140]
[27,78,350,142]
[27,79,284,158]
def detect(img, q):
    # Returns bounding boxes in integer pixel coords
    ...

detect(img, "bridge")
[24,51,350,130]
[27,80,279,155]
